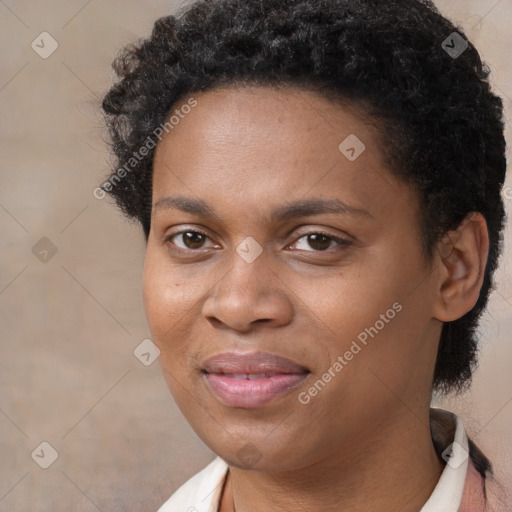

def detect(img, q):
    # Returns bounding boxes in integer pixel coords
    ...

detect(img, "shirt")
[157,408,507,512]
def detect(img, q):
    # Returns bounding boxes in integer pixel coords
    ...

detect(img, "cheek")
[142,248,189,347]
[292,264,400,347]
[142,254,197,400]
[295,256,425,390]
[142,247,213,379]
[142,263,170,338]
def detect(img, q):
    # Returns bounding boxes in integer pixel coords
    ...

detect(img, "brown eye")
[291,232,351,252]
[166,230,213,250]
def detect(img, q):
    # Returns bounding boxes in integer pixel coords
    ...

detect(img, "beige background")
[0,0,511,510]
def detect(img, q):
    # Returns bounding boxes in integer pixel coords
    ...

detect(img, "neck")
[224,408,444,512]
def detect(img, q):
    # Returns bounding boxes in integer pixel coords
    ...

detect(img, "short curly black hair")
[100,0,507,394]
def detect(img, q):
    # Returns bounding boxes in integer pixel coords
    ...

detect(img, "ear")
[432,212,489,322]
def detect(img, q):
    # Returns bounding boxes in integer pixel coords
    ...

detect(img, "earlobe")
[433,213,489,322]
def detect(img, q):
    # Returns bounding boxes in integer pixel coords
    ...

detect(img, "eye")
[290,231,352,252]
[165,229,216,250]
[165,228,352,253]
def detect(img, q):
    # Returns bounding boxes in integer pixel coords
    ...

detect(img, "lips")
[202,351,309,375]
[202,351,310,408]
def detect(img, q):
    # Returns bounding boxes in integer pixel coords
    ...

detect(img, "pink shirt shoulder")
[458,446,508,512]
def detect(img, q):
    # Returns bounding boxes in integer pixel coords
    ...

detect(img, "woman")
[100,0,509,510]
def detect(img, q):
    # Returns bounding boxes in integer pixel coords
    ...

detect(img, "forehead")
[156,85,377,156]
[151,85,415,224]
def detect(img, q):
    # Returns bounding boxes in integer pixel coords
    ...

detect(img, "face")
[143,85,443,472]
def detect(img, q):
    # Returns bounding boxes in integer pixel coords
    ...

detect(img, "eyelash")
[164,229,352,253]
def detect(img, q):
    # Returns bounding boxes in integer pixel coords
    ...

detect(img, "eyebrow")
[153,196,373,222]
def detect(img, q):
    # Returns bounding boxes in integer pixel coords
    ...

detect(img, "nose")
[201,246,294,333]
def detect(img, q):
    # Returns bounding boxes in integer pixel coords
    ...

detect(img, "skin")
[143,85,489,512]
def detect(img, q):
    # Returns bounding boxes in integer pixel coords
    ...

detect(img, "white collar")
[158,408,469,512]
[420,409,469,511]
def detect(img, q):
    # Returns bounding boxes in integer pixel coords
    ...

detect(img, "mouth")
[201,351,310,408]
